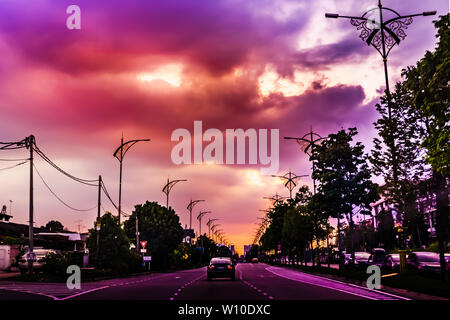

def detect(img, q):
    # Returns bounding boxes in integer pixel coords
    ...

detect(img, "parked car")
[343,253,352,266]
[207,257,235,281]
[18,249,57,274]
[383,254,400,272]
[407,252,441,276]
[344,252,370,270]
[368,248,387,268]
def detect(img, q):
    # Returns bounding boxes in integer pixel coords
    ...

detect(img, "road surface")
[0,263,408,300]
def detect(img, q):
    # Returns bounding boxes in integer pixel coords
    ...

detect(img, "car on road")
[207,257,235,281]
[407,252,442,276]
[383,254,400,272]
[18,249,57,274]
[251,257,259,263]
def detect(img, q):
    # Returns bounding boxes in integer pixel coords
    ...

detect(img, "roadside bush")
[42,252,69,277]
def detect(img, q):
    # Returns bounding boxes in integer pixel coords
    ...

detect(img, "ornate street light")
[285,127,326,194]
[162,178,187,209]
[272,170,308,199]
[113,134,150,223]
[325,0,436,192]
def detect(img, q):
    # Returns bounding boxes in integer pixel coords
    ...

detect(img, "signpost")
[140,241,150,271]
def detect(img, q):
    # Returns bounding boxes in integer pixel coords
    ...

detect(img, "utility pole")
[96,175,102,257]
[135,214,139,253]
[114,134,150,224]
[26,135,35,275]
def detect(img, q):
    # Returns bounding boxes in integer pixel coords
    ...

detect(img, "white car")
[18,249,57,274]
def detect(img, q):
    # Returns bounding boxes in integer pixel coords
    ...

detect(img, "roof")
[36,233,81,241]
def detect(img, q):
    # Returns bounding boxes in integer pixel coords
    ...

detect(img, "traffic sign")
[140,249,147,253]
[140,241,147,249]
[143,256,152,262]
[26,252,37,262]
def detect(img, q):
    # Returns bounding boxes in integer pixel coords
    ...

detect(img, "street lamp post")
[187,199,204,230]
[284,127,325,195]
[197,211,211,247]
[263,193,287,206]
[162,178,187,209]
[325,0,436,200]
[113,134,150,224]
[206,218,219,238]
[187,199,204,244]
[272,170,308,199]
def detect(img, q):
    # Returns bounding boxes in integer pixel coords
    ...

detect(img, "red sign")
[140,241,147,249]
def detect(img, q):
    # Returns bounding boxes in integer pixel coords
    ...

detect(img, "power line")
[0,158,29,162]
[32,143,99,186]
[33,164,97,213]
[0,160,28,171]
[100,180,130,217]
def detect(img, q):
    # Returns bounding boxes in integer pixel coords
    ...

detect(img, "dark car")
[207,257,235,281]
[368,248,387,268]
[407,252,441,276]
[383,254,400,272]
[344,252,370,270]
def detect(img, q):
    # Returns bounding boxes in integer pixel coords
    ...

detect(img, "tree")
[124,201,184,270]
[402,15,449,280]
[86,212,140,275]
[403,15,449,177]
[311,128,379,260]
[371,80,430,226]
[259,200,288,262]
[44,220,64,233]
[281,204,313,265]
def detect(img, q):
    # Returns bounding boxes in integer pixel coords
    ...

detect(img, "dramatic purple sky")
[0,0,447,254]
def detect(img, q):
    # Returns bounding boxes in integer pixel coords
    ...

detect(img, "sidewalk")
[0,270,20,279]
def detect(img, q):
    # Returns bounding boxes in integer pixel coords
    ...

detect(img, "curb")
[272,264,449,300]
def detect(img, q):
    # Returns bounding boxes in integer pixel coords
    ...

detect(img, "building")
[244,245,252,256]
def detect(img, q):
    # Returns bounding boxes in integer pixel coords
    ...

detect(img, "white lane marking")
[56,286,110,300]
[238,264,273,300]
[266,267,410,300]
[170,272,204,300]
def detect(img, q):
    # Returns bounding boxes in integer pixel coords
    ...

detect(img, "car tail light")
[208,266,213,270]
[227,265,233,269]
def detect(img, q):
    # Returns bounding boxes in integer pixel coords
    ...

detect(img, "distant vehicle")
[207,257,235,281]
[368,248,387,268]
[18,249,57,274]
[343,254,352,266]
[383,254,400,272]
[251,257,259,263]
[407,252,441,276]
[344,252,370,270]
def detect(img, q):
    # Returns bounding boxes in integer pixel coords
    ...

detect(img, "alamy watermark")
[171,121,279,175]
[66,265,81,290]
[366,265,381,290]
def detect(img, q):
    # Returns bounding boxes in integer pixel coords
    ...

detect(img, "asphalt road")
[0,263,409,300]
